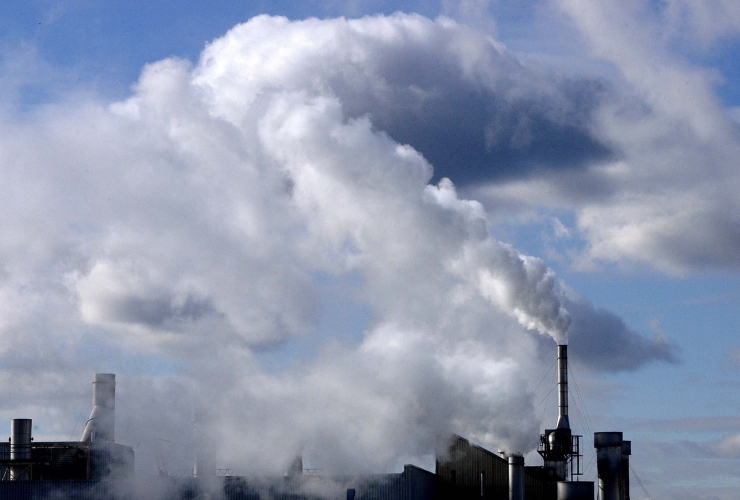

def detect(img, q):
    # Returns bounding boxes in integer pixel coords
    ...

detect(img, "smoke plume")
[0,13,673,476]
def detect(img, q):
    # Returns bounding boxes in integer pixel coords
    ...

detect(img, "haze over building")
[0,347,636,499]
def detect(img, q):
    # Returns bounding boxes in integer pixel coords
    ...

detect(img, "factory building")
[0,347,633,500]
[0,374,134,499]
[435,434,555,499]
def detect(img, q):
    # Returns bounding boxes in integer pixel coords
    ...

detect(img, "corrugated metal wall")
[435,434,508,499]
[0,480,112,500]
[404,465,435,500]
[524,466,556,500]
[435,434,556,500]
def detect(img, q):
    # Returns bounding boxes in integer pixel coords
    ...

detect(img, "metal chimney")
[539,344,576,482]
[508,454,524,500]
[557,344,569,430]
[10,419,32,480]
[595,432,625,500]
[621,441,631,500]
[81,373,115,442]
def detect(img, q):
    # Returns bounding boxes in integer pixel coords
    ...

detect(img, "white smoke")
[0,13,673,475]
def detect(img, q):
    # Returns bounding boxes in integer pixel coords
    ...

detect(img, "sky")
[1,0,740,498]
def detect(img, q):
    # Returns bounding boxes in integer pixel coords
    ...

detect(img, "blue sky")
[1,1,740,498]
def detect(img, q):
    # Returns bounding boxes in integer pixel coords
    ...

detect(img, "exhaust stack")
[557,344,569,430]
[539,344,577,481]
[81,373,115,442]
[595,432,628,500]
[621,441,631,500]
[508,455,524,500]
[10,419,32,480]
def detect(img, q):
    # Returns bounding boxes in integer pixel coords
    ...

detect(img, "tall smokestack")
[81,373,115,442]
[508,454,524,500]
[557,344,569,430]
[10,419,32,480]
[540,344,574,481]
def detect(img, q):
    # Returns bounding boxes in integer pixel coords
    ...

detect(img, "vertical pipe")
[557,345,569,430]
[81,374,115,442]
[508,455,524,500]
[92,373,115,442]
[193,408,216,479]
[621,441,631,500]
[10,419,32,480]
[594,432,624,500]
[480,470,486,499]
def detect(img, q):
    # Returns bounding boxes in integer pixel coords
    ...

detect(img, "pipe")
[595,432,624,500]
[557,344,570,430]
[10,419,32,480]
[81,373,115,442]
[508,455,524,500]
[621,441,631,500]
[193,408,216,478]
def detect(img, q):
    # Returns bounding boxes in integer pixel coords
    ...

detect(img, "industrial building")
[0,346,634,499]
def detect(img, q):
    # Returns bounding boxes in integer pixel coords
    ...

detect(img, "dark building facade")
[435,434,556,500]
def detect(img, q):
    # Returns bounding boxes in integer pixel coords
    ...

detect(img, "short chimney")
[10,419,32,480]
[508,454,524,500]
[81,374,115,442]
[595,432,627,500]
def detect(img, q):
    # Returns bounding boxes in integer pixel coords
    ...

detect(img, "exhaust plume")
[0,13,674,480]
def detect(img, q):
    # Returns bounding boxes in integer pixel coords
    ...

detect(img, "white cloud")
[463,0,740,273]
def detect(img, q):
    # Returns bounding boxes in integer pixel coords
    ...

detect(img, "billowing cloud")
[458,0,740,273]
[193,14,612,186]
[0,13,673,474]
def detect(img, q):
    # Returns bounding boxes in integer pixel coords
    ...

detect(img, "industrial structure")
[0,346,635,499]
[0,373,134,498]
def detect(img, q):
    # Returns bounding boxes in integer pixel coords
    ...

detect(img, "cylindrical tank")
[594,432,624,500]
[557,481,594,500]
[508,455,524,500]
[10,418,32,480]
